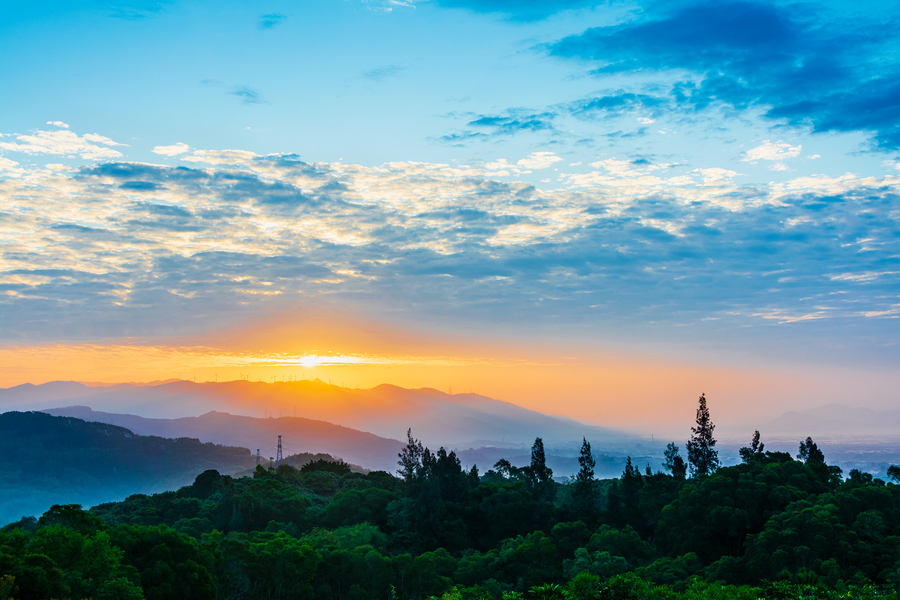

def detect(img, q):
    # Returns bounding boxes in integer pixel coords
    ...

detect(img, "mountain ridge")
[3,379,640,448]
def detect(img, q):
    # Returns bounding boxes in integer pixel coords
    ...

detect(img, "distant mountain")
[0,411,257,524]
[42,406,406,473]
[763,404,900,440]
[3,379,639,448]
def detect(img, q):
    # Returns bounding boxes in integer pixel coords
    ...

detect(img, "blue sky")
[1,0,899,419]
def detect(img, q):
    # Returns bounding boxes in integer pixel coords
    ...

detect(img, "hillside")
[42,406,406,473]
[0,411,257,524]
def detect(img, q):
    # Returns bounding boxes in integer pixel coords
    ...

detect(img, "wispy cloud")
[259,13,286,28]
[229,86,264,104]
[105,2,167,20]
[363,64,405,82]
[434,0,593,21]
[0,128,127,160]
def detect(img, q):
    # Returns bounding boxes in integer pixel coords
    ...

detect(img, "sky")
[1,0,899,434]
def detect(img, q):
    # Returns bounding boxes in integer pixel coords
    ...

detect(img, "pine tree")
[574,437,596,520]
[664,442,687,479]
[576,437,595,485]
[397,428,423,482]
[526,437,554,502]
[686,393,719,477]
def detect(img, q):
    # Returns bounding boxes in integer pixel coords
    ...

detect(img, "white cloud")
[637,117,655,124]
[46,121,70,129]
[0,157,20,170]
[743,140,802,162]
[485,152,562,175]
[83,133,127,146]
[807,154,821,160]
[0,129,124,160]
[770,163,789,171]
[181,149,260,165]
[2,141,899,342]
[153,142,191,156]
[516,152,562,171]
[692,168,740,183]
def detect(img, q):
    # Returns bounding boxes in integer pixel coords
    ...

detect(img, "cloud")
[0,157,20,170]
[743,140,802,162]
[0,128,126,160]
[363,64,405,81]
[259,13,286,28]
[152,142,190,156]
[441,109,558,143]
[566,92,664,118]
[229,86,264,104]
[433,0,593,21]
[550,1,900,150]
[47,121,70,129]
[180,149,260,165]
[83,133,126,146]
[486,152,563,174]
[469,111,556,135]
[1,142,899,357]
[105,4,166,20]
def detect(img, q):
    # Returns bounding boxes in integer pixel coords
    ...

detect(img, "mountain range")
[1,379,637,448]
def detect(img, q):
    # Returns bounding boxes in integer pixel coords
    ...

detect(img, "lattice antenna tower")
[275,435,283,467]
[256,449,261,466]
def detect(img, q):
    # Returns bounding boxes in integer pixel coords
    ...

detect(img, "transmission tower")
[275,435,283,467]
[256,448,261,466]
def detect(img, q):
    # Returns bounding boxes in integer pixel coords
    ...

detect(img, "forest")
[2,396,900,600]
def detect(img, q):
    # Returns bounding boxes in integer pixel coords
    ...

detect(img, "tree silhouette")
[797,437,824,464]
[525,437,554,502]
[663,442,686,479]
[686,393,718,477]
[573,438,596,520]
[576,438,595,485]
[397,428,423,482]
[739,430,765,463]
[887,465,900,483]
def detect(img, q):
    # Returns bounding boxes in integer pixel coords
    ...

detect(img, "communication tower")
[276,435,283,467]
[256,449,261,466]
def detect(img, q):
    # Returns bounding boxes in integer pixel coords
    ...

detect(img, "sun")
[298,356,320,368]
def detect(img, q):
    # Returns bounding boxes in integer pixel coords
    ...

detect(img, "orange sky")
[2,308,895,439]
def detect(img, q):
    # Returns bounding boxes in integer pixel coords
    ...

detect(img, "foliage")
[4,410,900,600]
[664,443,686,480]
[798,438,826,465]
[686,394,718,478]
[739,431,766,464]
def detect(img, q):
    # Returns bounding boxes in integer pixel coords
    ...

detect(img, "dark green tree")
[573,438,596,522]
[525,438,554,502]
[686,393,718,477]
[739,430,765,463]
[887,465,900,483]
[576,438,595,485]
[663,443,686,479]
[397,428,423,482]
[797,437,824,464]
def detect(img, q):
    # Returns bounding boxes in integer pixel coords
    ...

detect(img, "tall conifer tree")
[686,393,719,477]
